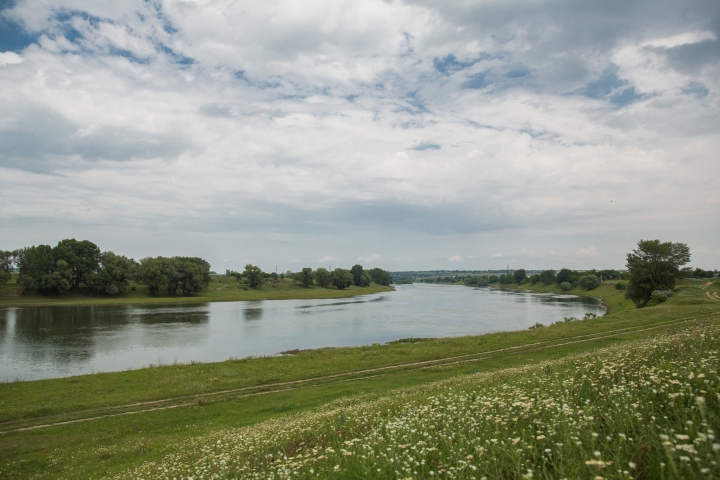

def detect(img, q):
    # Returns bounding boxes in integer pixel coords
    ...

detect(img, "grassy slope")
[1,279,719,478]
[0,275,393,308]
[120,324,720,480]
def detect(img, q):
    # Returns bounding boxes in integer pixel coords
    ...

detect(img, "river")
[0,284,605,381]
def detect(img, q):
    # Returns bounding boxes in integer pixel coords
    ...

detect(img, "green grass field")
[0,275,393,308]
[0,278,719,478]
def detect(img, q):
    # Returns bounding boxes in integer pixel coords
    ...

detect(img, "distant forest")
[391,266,717,288]
[225,264,392,290]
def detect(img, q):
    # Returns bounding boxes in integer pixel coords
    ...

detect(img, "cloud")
[357,254,380,263]
[576,247,598,258]
[491,253,503,259]
[318,256,338,263]
[0,0,717,271]
[694,246,709,254]
[0,51,23,66]
[448,255,463,262]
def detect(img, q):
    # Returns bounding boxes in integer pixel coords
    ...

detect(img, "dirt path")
[706,292,718,300]
[2,311,719,435]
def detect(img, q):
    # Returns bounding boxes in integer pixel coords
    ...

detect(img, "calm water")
[0,284,604,381]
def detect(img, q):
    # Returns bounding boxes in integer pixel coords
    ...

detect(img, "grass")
[0,279,719,478]
[121,323,720,480]
[0,275,393,308]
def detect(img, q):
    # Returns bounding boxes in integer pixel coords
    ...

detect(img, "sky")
[0,0,718,273]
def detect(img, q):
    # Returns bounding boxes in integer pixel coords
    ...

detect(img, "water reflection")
[243,308,264,321]
[0,284,604,381]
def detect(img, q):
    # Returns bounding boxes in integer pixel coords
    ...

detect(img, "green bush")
[577,274,600,290]
[615,282,626,290]
[650,289,674,303]
[559,281,572,291]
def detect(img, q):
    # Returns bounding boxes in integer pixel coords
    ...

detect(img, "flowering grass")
[118,324,720,479]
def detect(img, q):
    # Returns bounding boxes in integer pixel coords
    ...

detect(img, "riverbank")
[499,277,716,315]
[1,285,719,478]
[500,279,632,315]
[0,278,394,308]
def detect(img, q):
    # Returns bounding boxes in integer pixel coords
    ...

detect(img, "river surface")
[0,284,605,381]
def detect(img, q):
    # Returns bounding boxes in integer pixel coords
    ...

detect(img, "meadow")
[0,279,718,478]
[118,321,720,480]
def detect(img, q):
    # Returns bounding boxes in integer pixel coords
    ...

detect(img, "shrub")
[528,322,545,329]
[615,282,626,290]
[577,275,600,290]
[559,281,572,291]
[650,289,674,303]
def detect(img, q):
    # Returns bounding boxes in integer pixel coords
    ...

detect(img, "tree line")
[0,239,210,296]
[226,264,392,290]
[462,239,717,307]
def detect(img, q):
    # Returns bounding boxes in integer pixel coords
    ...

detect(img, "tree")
[52,239,101,289]
[498,273,514,285]
[368,268,392,286]
[137,257,210,296]
[86,251,136,295]
[136,257,168,296]
[0,250,12,290]
[166,257,211,296]
[315,268,332,288]
[513,269,527,285]
[243,264,264,288]
[331,268,353,290]
[577,274,600,290]
[38,259,74,295]
[15,245,56,292]
[297,267,314,287]
[539,270,556,285]
[0,270,10,289]
[556,268,572,285]
[350,264,365,286]
[0,250,14,272]
[625,239,691,306]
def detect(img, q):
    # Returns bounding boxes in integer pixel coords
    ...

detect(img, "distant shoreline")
[0,281,395,308]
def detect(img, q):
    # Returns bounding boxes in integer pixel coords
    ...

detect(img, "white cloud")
[642,31,716,49]
[576,247,598,258]
[694,246,709,254]
[0,0,718,271]
[0,51,23,66]
[448,255,463,262]
[318,256,338,263]
[357,254,380,263]
[491,253,503,259]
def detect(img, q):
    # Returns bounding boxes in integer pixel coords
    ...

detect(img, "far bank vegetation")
[0,240,392,297]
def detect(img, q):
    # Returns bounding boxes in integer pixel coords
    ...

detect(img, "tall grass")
[117,324,720,479]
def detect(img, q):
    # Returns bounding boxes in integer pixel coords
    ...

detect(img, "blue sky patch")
[0,8,37,51]
[578,65,644,107]
[158,43,194,65]
[608,86,642,106]
[683,81,710,98]
[434,54,477,76]
[463,72,489,90]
